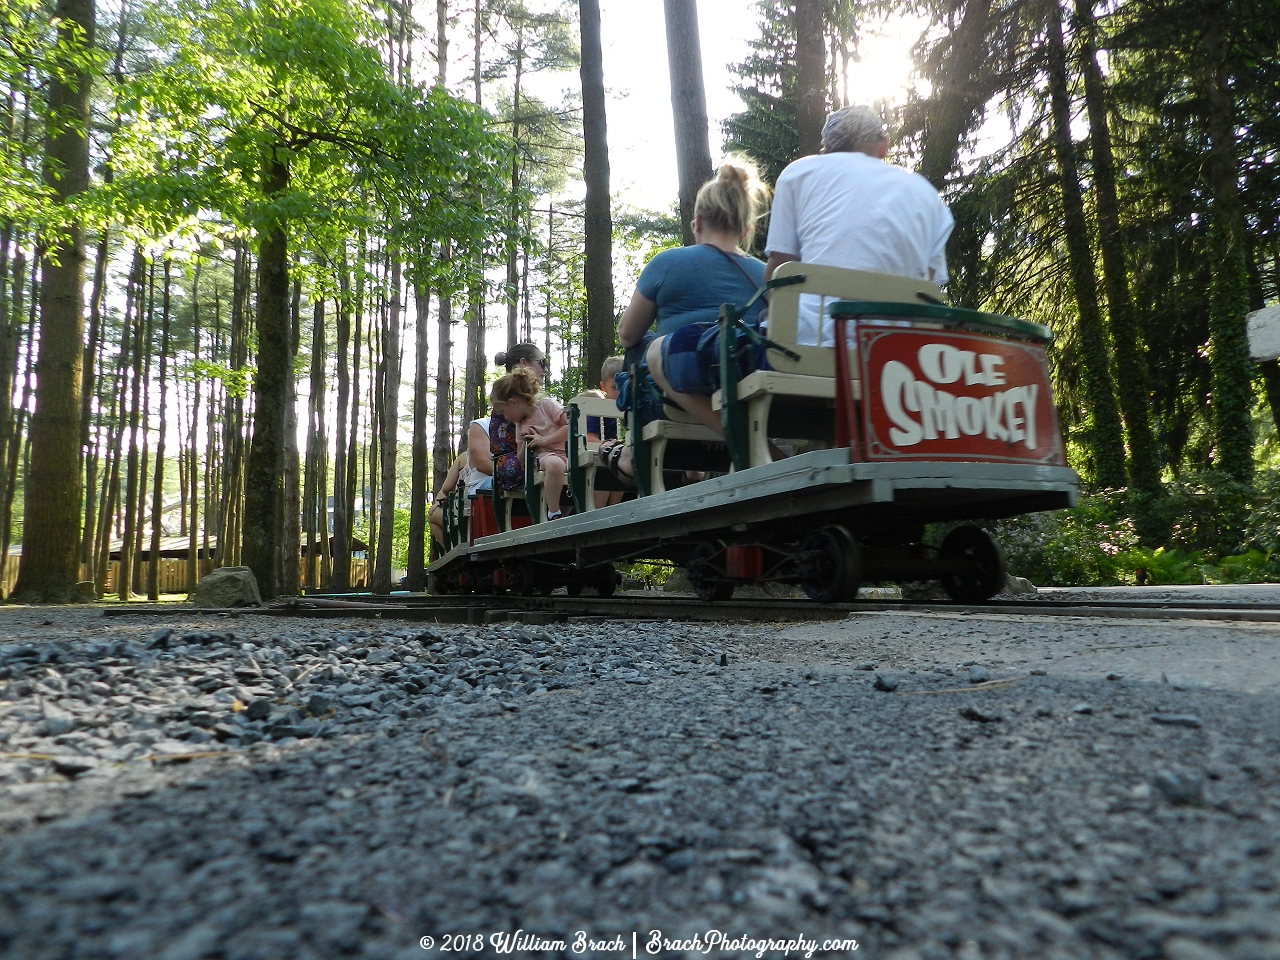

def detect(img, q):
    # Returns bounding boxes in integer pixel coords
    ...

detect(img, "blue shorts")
[660,323,720,395]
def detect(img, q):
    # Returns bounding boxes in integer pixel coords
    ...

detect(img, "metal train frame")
[427,267,1080,604]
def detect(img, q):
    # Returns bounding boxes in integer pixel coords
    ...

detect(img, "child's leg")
[428,504,444,547]
[542,455,566,518]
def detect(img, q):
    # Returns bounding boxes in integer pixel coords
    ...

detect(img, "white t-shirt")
[463,418,490,497]
[765,152,954,346]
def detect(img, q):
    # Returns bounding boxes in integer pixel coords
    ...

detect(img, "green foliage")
[971,468,1280,586]
[622,561,675,590]
[723,2,799,190]
[103,0,507,276]
[1244,469,1280,553]
[353,507,411,571]
[969,492,1138,587]
[1155,471,1253,556]
[190,358,249,399]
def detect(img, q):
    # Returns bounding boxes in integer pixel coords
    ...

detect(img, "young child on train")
[585,355,625,508]
[490,367,569,521]
[585,355,624,443]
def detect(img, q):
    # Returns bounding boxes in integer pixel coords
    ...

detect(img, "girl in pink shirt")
[490,367,569,520]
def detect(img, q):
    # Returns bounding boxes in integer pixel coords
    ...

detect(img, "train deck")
[428,448,1079,576]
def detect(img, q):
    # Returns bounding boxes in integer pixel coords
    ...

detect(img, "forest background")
[1,0,1278,601]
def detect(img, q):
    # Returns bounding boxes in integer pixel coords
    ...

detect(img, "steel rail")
[99,593,1280,625]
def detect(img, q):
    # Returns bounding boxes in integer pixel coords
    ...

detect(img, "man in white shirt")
[764,106,954,345]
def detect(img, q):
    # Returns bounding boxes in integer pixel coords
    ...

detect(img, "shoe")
[596,438,636,488]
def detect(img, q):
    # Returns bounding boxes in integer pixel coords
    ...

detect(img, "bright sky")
[523,1,928,211]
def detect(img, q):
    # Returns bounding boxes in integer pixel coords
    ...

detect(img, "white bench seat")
[711,262,941,469]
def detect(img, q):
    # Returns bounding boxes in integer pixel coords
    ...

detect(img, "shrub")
[960,469,1280,586]
[1244,470,1280,553]
[1113,546,1206,585]
[942,492,1139,586]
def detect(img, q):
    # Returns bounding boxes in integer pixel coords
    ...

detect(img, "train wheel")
[693,579,734,602]
[800,526,863,603]
[594,566,618,598]
[514,562,538,597]
[939,526,1006,603]
[688,542,733,602]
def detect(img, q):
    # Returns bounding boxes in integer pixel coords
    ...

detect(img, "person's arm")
[762,166,800,284]
[436,453,466,498]
[528,402,569,451]
[617,288,657,348]
[529,424,569,450]
[764,251,800,282]
[467,422,492,476]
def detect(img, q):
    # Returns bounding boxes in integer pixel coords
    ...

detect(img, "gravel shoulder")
[1,605,1278,960]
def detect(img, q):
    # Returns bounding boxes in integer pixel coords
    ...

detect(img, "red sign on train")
[857,326,1065,465]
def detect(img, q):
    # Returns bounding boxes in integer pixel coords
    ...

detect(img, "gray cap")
[821,105,887,153]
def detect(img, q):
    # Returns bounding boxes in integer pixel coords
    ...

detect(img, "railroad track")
[100,592,1280,625]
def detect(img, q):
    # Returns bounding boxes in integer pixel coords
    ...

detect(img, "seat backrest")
[766,262,943,377]
[569,393,624,438]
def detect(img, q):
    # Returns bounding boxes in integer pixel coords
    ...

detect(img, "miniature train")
[427,263,1079,603]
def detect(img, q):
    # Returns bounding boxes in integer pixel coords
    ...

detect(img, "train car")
[427,263,1079,603]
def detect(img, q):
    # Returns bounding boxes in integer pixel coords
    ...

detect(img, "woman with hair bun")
[494,343,549,378]
[606,158,770,481]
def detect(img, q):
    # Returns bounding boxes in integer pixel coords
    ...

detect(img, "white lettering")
[876,354,1041,452]
[917,343,963,384]
[981,392,1010,441]
[1021,383,1038,449]
[980,353,1006,385]
[1008,389,1026,445]
[881,360,922,446]
[956,396,983,436]
[917,383,960,440]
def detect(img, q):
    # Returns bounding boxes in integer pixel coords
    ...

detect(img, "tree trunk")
[93,321,127,595]
[461,0,486,429]
[663,0,713,245]
[280,275,302,596]
[330,253,352,589]
[580,0,615,386]
[436,0,449,83]
[0,235,27,550]
[131,262,155,594]
[794,0,826,158]
[14,0,96,601]
[118,255,146,599]
[1201,14,1254,486]
[372,256,402,594]
[146,258,172,600]
[917,0,993,190]
[347,248,364,568]
[1045,0,1127,489]
[462,274,485,426]
[79,228,109,572]
[506,29,523,350]
[242,147,291,598]
[407,275,430,590]
[303,297,325,588]
[2,262,39,593]
[187,259,201,593]
[1074,0,1161,497]
[432,242,454,497]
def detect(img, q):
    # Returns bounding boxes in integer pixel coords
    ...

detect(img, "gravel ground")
[1,604,1278,960]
